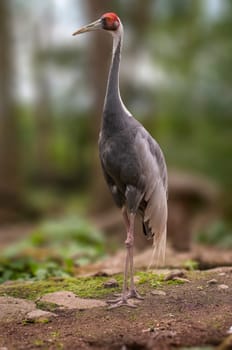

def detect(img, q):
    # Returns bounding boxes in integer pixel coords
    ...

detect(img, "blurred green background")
[0,0,231,282]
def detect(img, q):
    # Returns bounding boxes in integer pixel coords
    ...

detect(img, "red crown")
[101,12,119,24]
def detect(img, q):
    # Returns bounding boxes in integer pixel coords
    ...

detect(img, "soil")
[0,268,231,350]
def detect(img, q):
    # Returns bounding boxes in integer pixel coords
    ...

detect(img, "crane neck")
[102,24,130,135]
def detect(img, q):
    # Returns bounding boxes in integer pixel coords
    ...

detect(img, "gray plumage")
[73,13,168,307]
[99,24,168,264]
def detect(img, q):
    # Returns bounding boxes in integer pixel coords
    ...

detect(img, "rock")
[0,296,58,323]
[103,278,119,288]
[218,284,229,291]
[207,279,218,285]
[151,290,166,296]
[164,270,186,281]
[0,297,36,322]
[26,309,57,322]
[93,271,109,277]
[40,291,106,309]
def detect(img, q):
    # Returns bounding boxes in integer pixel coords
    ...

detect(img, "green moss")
[166,279,186,285]
[0,276,123,300]
[136,271,166,289]
[128,312,138,321]
[36,301,58,312]
[50,331,60,338]
[33,339,45,347]
[22,319,35,325]
[22,317,50,325]
[37,318,50,324]
[136,270,191,287]
[136,271,164,285]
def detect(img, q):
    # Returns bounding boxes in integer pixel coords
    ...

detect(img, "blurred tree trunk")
[129,0,154,37]
[34,57,53,181]
[0,0,22,222]
[33,9,54,182]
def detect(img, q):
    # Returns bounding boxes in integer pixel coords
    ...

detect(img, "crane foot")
[111,288,144,300]
[107,297,137,309]
[127,288,144,300]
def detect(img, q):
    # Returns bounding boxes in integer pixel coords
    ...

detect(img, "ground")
[0,267,231,350]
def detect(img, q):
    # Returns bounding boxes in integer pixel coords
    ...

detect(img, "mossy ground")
[0,269,222,303]
[0,276,121,300]
[0,268,231,350]
[0,271,177,301]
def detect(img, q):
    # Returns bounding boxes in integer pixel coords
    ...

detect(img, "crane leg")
[107,209,143,308]
[127,213,144,300]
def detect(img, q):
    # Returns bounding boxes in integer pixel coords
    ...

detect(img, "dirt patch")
[0,268,231,349]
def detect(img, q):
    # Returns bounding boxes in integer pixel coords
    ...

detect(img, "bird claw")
[127,288,144,300]
[112,289,144,300]
[106,296,123,304]
[110,289,144,303]
[107,288,143,308]
[107,297,137,309]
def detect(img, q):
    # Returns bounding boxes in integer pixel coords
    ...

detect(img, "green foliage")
[0,216,106,283]
[197,221,232,248]
[156,112,232,193]
[183,260,199,271]
[0,258,70,284]
[5,216,105,260]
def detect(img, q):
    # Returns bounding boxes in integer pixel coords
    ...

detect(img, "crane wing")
[134,129,168,265]
[99,157,125,208]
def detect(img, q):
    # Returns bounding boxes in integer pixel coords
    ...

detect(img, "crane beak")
[72,19,102,36]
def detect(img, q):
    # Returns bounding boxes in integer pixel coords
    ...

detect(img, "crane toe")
[127,288,144,300]
[107,298,137,309]
[106,288,143,309]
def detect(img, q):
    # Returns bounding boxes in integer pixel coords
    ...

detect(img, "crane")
[73,12,168,308]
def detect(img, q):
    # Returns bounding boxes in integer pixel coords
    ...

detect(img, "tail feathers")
[148,224,167,269]
[142,218,167,265]
[143,179,168,269]
[142,221,154,240]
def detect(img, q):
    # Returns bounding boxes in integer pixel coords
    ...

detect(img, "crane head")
[72,12,120,36]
